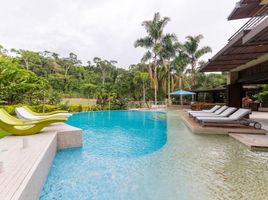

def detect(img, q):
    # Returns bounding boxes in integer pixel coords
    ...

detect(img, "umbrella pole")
[180,94,183,105]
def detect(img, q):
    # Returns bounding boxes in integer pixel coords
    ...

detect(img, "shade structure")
[169,90,195,95]
[169,90,195,105]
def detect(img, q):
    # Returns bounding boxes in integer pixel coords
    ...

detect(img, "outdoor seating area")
[187,105,262,129]
[1,0,268,199]
[15,106,72,120]
[0,106,72,137]
[182,104,268,151]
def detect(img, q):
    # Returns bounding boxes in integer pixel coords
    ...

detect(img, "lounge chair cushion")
[197,108,251,123]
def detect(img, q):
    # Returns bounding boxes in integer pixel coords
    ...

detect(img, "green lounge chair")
[22,106,71,117]
[23,106,68,115]
[15,106,72,120]
[0,109,67,136]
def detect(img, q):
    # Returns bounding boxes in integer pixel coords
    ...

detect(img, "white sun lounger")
[197,108,262,129]
[15,107,72,120]
[193,107,236,120]
[190,106,229,118]
[188,105,221,115]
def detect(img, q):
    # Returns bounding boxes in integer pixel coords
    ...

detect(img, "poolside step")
[229,133,268,152]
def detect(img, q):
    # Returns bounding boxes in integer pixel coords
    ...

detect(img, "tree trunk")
[65,66,70,77]
[171,75,175,91]
[24,59,29,70]
[108,98,111,110]
[102,71,105,87]
[167,63,171,106]
[42,90,46,113]
[191,62,196,87]
[142,80,146,104]
[179,77,183,105]
[154,64,157,105]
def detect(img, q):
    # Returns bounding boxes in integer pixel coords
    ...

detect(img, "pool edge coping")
[0,123,82,200]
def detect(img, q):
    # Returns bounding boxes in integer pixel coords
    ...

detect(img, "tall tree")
[170,51,189,91]
[133,71,150,103]
[183,34,212,89]
[93,57,117,87]
[135,12,171,105]
[62,52,81,77]
[159,33,180,103]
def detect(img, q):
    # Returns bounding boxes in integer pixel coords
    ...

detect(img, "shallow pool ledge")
[0,123,82,200]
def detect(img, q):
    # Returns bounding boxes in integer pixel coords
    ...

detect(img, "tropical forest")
[0,13,227,113]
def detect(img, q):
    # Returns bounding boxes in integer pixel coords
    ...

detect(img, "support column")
[212,92,216,103]
[227,83,243,108]
[195,92,199,101]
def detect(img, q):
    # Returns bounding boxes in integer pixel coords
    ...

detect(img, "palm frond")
[195,46,212,59]
[141,51,152,63]
[134,37,153,48]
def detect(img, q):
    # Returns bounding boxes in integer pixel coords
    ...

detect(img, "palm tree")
[133,71,150,104]
[183,34,212,89]
[170,50,190,89]
[134,12,170,105]
[159,33,181,104]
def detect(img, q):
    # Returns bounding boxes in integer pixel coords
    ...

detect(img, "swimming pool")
[40,111,268,200]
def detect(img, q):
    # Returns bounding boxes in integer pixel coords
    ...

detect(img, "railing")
[228,4,268,41]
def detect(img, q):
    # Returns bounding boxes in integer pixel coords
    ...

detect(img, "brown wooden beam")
[243,17,268,44]
[217,58,252,62]
[211,60,249,65]
[220,52,265,56]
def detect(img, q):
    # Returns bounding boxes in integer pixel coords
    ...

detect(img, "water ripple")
[40,111,268,200]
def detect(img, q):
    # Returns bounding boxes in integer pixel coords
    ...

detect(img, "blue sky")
[0,0,246,68]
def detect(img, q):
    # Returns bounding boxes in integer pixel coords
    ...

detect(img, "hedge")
[190,102,225,111]
[0,104,104,115]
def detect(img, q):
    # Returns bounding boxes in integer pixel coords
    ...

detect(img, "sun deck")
[0,123,82,200]
[181,112,267,135]
[229,111,268,151]
[181,110,268,151]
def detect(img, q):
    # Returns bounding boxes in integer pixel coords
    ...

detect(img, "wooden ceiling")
[228,0,265,20]
[200,18,268,72]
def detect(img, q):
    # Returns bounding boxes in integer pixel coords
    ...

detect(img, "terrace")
[0,1,268,200]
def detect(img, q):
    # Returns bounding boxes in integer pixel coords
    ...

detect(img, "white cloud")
[0,0,246,67]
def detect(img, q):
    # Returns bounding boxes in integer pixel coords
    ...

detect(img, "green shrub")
[256,91,268,103]
[190,103,224,111]
[0,105,20,115]
[67,105,79,112]
[0,103,116,115]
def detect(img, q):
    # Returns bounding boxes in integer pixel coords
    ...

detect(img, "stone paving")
[230,112,268,151]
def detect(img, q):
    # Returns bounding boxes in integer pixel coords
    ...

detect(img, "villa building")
[200,0,268,108]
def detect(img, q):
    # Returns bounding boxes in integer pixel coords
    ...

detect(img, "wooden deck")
[181,111,268,151]
[0,123,82,200]
[181,114,267,135]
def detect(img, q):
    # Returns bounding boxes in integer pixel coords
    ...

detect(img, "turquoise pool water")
[40,111,268,200]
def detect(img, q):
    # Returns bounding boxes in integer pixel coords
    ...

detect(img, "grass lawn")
[62,98,97,106]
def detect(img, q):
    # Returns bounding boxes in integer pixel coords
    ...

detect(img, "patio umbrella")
[169,90,196,105]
